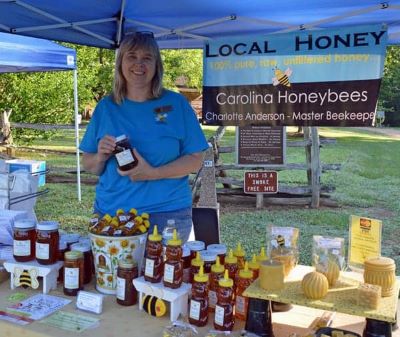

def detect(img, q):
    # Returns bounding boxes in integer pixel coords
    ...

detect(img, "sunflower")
[120,239,129,248]
[108,245,119,255]
[107,275,113,283]
[95,238,106,248]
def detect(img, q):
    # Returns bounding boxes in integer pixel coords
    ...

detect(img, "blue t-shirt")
[79,90,208,215]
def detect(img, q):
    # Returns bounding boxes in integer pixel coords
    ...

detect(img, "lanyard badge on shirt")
[154,105,172,123]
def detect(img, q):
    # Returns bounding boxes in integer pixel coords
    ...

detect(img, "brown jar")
[116,259,138,306]
[70,243,93,284]
[189,265,209,327]
[36,221,59,265]
[13,219,36,262]
[214,270,235,331]
[144,225,163,283]
[200,250,217,274]
[113,134,138,171]
[182,244,191,283]
[64,250,84,296]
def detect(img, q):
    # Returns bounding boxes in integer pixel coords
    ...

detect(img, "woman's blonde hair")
[112,33,164,104]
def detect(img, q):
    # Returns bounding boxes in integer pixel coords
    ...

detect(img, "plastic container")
[235,262,253,320]
[214,270,235,331]
[207,244,227,265]
[186,240,205,260]
[188,265,209,327]
[144,225,163,283]
[209,256,224,312]
[200,250,217,274]
[163,229,183,289]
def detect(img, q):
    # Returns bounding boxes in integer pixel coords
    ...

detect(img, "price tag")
[76,291,103,314]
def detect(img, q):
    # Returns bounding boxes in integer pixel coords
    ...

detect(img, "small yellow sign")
[348,215,382,270]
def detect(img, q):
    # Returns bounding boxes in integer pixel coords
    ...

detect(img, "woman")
[80,32,208,242]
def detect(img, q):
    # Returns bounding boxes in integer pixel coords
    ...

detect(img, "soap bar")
[259,260,284,291]
[357,283,381,309]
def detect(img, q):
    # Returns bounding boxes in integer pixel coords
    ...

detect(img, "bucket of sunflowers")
[89,208,149,294]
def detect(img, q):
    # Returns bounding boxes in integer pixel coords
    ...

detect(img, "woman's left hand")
[117,149,159,181]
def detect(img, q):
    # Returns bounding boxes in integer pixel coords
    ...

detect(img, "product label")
[118,215,129,222]
[125,222,135,229]
[163,263,175,283]
[64,268,79,289]
[189,300,201,320]
[116,149,135,166]
[116,277,126,300]
[214,305,225,326]
[35,242,49,260]
[144,258,155,278]
[208,290,217,308]
[13,240,30,256]
[235,295,246,315]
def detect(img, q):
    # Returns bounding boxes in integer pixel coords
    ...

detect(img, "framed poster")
[236,125,285,166]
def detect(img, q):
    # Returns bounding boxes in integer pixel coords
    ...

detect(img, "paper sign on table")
[39,311,100,332]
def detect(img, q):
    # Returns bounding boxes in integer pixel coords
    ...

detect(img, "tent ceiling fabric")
[0,0,399,49]
[0,32,76,73]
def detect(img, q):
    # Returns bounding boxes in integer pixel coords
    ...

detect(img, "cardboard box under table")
[0,277,381,337]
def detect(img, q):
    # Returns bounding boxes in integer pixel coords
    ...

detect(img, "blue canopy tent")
[0,32,81,201]
[0,1,399,49]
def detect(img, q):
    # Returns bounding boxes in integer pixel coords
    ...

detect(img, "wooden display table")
[244,265,399,336]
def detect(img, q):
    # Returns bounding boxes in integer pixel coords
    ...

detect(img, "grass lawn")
[11,126,400,270]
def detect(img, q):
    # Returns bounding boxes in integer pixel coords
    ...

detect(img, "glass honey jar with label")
[64,250,84,296]
[113,134,138,171]
[116,259,138,306]
[13,219,36,262]
[36,221,59,265]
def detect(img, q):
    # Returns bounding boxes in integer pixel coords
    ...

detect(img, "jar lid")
[211,256,224,273]
[60,233,80,243]
[118,259,137,269]
[59,240,67,250]
[200,250,217,262]
[78,236,91,245]
[194,265,208,283]
[65,250,83,260]
[14,219,36,229]
[70,243,91,252]
[219,270,233,288]
[186,240,205,252]
[207,244,227,255]
[37,221,59,231]
[225,249,238,264]
[115,134,127,142]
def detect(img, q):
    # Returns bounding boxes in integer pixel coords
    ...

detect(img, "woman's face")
[121,48,156,92]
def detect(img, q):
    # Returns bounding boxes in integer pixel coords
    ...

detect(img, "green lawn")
[13,127,400,270]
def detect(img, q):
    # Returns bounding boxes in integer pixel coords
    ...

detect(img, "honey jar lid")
[207,244,227,255]
[200,250,217,262]
[191,251,204,267]
[14,219,36,229]
[233,242,245,257]
[148,225,162,242]
[118,259,137,269]
[65,250,83,260]
[186,240,205,252]
[167,229,182,246]
[239,262,253,279]
[365,256,395,269]
[70,243,91,252]
[248,254,260,270]
[60,233,80,243]
[115,134,127,142]
[194,265,208,283]
[225,249,238,264]
[59,240,67,250]
[211,256,224,273]
[218,269,233,288]
[37,221,59,231]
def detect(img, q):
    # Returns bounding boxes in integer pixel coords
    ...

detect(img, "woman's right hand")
[97,135,116,162]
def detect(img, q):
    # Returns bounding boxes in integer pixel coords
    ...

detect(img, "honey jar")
[116,259,138,306]
[70,242,93,284]
[200,250,217,274]
[364,257,396,297]
[13,219,36,262]
[186,240,205,260]
[36,221,59,265]
[64,250,84,296]
[207,244,227,265]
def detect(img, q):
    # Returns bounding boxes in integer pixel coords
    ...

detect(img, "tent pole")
[73,69,81,202]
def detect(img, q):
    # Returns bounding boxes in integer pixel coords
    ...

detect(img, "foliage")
[379,45,400,125]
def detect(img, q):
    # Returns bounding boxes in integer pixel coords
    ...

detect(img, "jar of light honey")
[364,257,396,297]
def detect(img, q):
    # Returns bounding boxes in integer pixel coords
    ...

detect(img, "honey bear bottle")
[144,225,163,283]
[163,229,183,289]
[209,256,224,312]
[188,265,209,327]
[235,261,253,321]
[214,270,235,331]
[233,242,246,270]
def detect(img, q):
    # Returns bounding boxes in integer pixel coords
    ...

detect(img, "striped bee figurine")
[14,267,39,289]
[142,295,167,317]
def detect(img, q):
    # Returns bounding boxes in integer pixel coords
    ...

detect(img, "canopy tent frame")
[0,0,399,48]
[0,32,81,202]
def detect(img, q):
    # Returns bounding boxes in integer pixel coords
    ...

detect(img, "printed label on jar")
[235,295,245,315]
[13,240,31,256]
[36,242,50,259]
[163,263,175,283]
[208,290,217,308]
[214,305,225,326]
[189,300,201,320]
[64,267,79,289]
[116,149,135,166]
[125,222,135,229]
[144,258,155,278]
[116,277,126,300]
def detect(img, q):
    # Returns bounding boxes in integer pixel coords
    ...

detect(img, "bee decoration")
[276,234,286,247]
[14,267,39,289]
[142,295,167,317]
[272,67,292,87]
